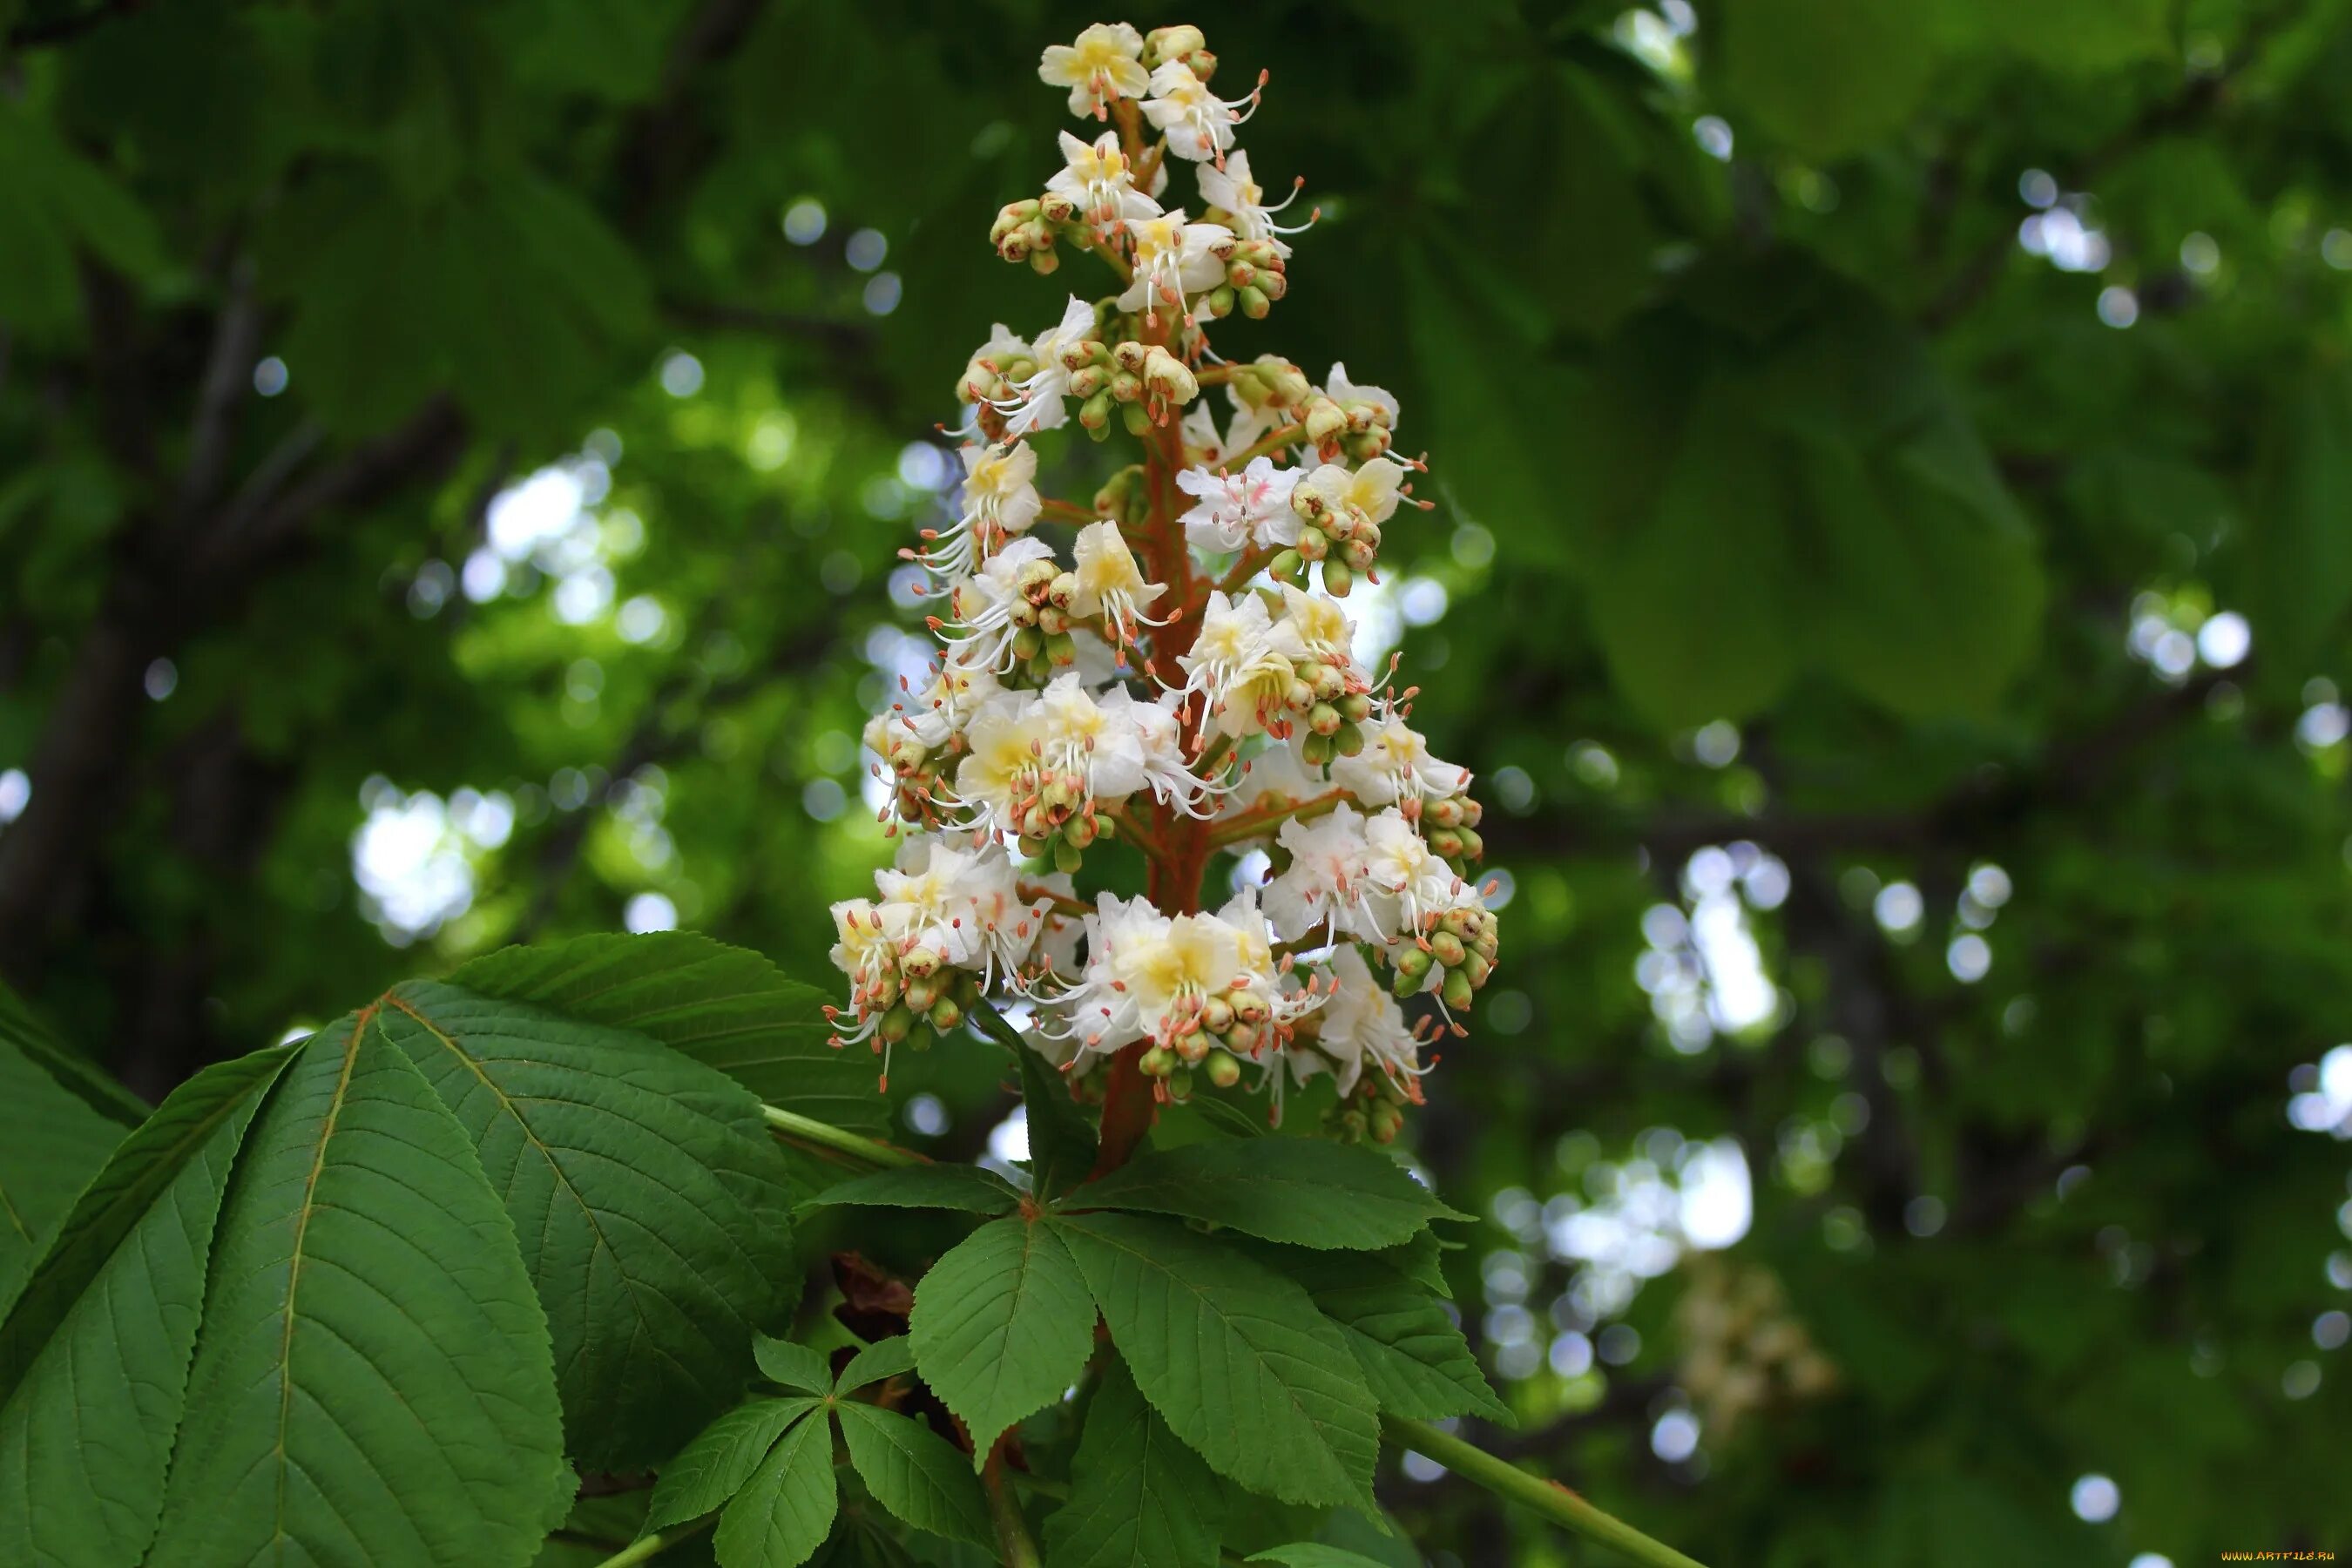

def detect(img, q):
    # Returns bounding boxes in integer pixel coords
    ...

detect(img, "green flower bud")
[1121,402,1154,436]
[1429,929,1467,968]
[1206,1050,1242,1089]
[929,997,963,1031]
[1323,561,1354,596]
[1441,968,1476,1012]
[1237,284,1270,319]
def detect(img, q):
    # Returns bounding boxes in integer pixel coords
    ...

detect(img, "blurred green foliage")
[3,0,2352,1563]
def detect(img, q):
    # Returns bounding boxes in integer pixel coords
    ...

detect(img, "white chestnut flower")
[1176,456,1301,554]
[1177,590,1294,739]
[942,536,1056,671]
[1067,520,1167,643]
[1140,59,1257,165]
[1263,801,1372,944]
[1308,945,1427,1096]
[923,442,1042,576]
[1119,209,1233,319]
[1292,456,1406,533]
[1037,22,1149,119]
[1198,151,1310,256]
[1324,362,1401,428]
[997,295,1100,438]
[1046,132,1163,232]
[1331,706,1472,807]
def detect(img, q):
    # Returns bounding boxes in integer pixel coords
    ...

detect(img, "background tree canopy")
[3,0,2350,1564]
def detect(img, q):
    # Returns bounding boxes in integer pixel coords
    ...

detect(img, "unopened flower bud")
[1441,968,1476,1012]
[1206,1049,1242,1088]
[929,997,963,1031]
[1141,345,1198,404]
[1322,560,1354,596]
[1140,1044,1174,1078]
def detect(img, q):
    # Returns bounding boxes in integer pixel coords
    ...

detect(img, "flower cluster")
[1673,1258,1840,1438]
[827,20,1503,1143]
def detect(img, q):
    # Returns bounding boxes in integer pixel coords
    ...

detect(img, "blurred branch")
[662,296,896,418]
[511,606,848,939]
[6,0,143,50]
[1484,666,2236,868]
[1918,16,2285,333]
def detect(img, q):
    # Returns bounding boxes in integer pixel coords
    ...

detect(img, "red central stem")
[1091,293,1209,1179]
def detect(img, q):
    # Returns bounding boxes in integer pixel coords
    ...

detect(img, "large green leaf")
[0,995,135,1310]
[1044,1355,1225,1568]
[910,1215,1097,1461]
[835,1402,995,1547]
[1559,261,2043,727]
[715,1405,841,1568]
[836,1334,919,1394]
[454,929,885,1132]
[0,1046,294,1568]
[379,977,800,1469]
[1072,1139,1462,1250]
[0,103,165,340]
[1249,1549,1392,1568]
[1257,1248,1510,1425]
[1052,1213,1381,1509]
[807,1164,1022,1215]
[1713,0,1936,158]
[649,1396,824,1533]
[148,1013,570,1565]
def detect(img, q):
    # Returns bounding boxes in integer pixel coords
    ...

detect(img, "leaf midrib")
[271,1003,373,1557]
[380,993,672,1378]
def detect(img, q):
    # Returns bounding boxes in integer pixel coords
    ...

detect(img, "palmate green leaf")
[649,1396,824,1533]
[380,977,800,1469]
[0,1045,294,1568]
[1044,1355,1225,1568]
[0,993,136,1311]
[1256,1248,1510,1425]
[148,1012,571,1566]
[1071,1138,1463,1250]
[807,1163,1023,1215]
[1052,1212,1381,1509]
[910,1215,1096,1461]
[757,1335,836,1395]
[454,929,884,1132]
[715,1407,841,1568]
[835,1402,995,1548]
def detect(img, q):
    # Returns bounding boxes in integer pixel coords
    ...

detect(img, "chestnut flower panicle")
[827,20,1503,1145]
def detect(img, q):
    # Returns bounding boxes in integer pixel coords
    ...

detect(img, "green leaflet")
[835,1402,995,1548]
[982,1016,1095,1197]
[0,1045,294,1567]
[806,1163,1023,1215]
[909,1215,1096,1461]
[1071,1138,1463,1250]
[1254,1247,1510,1426]
[1044,1355,1225,1568]
[1052,1212,1381,1510]
[148,1012,570,1566]
[380,977,800,1469]
[648,1396,824,1533]
[1249,1547,1394,1568]
[757,1334,837,1396]
[0,994,135,1312]
[453,929,883,1132]
[714,1407,841,1568]
[837,1334,918,1393]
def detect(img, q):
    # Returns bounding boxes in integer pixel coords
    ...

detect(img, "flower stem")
[1223,421,1305,469]
[761,1104,924,1169]
[587,1517,715,1568]
[983,1443,1045,1568]
[1204,786,1351,849]
[1038,497,1098,526]
[1384,1417,1711,1568]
